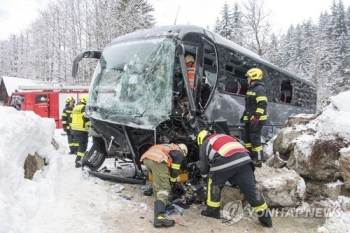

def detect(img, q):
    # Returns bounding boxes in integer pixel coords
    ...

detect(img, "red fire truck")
[7,85,89,128]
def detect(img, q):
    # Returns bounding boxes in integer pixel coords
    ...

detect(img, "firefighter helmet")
[185,55,194,63]
[197,130,209,146]
[246,68,263,81]
[66,96,75,104]
[177,143,188,157]
[80,94,88,104]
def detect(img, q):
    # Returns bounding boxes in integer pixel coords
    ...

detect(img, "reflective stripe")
[256,108,264,114]
[171,163,180,170]
[259,115,267,120]
[157,190,169,196]
[256,96,267,102]
[62,121,67,124]
[77,152,85,157]
[218,142,244,156]
[245,143,252,148]
[246,91,256,96]
[147,151,164,161]
[207,178,221,208]
[252,145,263,152]
[210,156,251,171]
[62,113,67,116]
[252,202,268,212]
[170,177,177,182]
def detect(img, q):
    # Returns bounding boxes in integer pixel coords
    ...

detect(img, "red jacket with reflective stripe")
[199,134,251,177]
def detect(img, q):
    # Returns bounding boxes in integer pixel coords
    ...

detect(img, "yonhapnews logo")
[222,201,342,225]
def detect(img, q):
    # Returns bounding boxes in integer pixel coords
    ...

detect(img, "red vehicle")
[7,86,89,128]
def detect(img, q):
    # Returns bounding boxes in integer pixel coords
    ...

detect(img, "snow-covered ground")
[2,91,350,232]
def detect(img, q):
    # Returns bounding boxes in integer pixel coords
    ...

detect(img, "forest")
[0,0,349,103]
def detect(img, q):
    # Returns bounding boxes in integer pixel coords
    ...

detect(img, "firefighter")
[140,143,188,228]
[241,68,268,167]
[185,54,196,90]
[196,130,272,228]
[62,96,78,154]
[70,94,90,168]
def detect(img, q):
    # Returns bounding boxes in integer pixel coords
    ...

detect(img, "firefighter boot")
[75,155,82,168]
[153,200,175,227]
[250,151,262,168]
[143,187,153,196]
[201,206,220,219]
[258,209,273,228]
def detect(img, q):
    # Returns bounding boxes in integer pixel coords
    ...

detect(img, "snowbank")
[0,106,61,232]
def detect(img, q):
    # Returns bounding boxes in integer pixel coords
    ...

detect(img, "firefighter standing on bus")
[241,68,268,167]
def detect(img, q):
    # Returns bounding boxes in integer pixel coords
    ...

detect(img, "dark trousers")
[207,163,266,211]
[244,123,263,160]
[66,130,78,153]
[73,132,88,157]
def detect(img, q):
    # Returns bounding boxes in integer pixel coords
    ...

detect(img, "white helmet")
[177,143,188,157]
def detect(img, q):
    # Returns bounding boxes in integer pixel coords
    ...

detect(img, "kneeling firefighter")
[140,143,188,227]
[70,94,90,168]
[197,130,272,228]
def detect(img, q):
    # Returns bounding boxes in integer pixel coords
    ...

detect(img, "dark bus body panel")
[73,25,317,182]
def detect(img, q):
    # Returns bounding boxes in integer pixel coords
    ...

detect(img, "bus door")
[34,94,49,117]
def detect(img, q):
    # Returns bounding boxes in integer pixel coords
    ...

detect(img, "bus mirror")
[72,51,102,79]
[72,63,79,79]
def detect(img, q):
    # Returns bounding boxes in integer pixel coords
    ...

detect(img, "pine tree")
[231,2,245,46]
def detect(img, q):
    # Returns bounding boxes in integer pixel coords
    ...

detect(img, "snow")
[2,91,350,232]
[326,180,344,189]
[1,76,38,96]
[0,105,118,232]
[307,91,350,140]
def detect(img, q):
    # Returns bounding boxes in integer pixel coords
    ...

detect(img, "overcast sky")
[0,0,349,41]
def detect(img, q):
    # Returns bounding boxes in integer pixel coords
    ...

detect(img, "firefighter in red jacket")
[62,96,78,154]
[140,143,188,228]
[197,130,272,228]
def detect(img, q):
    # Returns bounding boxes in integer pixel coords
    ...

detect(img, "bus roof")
[110,25,315,88]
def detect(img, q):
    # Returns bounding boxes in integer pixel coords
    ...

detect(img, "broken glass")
[87,37,176,130]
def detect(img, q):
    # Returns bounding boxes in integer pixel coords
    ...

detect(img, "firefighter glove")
[251,116,259,127]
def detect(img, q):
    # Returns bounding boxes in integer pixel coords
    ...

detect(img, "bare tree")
[241,0,272,56]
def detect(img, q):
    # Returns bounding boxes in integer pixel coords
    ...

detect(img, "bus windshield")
[87,37,176,129]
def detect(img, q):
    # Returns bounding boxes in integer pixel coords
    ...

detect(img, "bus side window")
[224,78,241,94]
[239,79,249,95]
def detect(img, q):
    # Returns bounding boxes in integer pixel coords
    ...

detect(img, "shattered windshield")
[87,37,175,129]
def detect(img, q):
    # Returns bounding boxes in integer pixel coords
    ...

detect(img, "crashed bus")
[72,25,317,183]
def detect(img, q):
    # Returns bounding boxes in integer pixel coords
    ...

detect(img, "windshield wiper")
[134,110,146,118]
